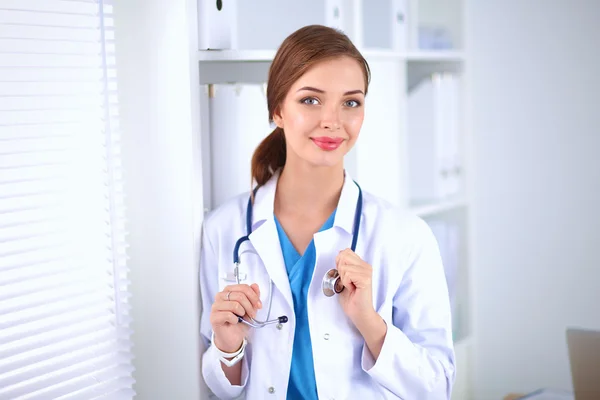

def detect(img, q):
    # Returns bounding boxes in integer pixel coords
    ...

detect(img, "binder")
[391,0,409,52]
[446,73,462,197]
[325,0,345,31]
[440,73,454,198]
[407,73,447,204]
[359,0,408,51]
[428,220,459,311]
[208,83,272,208]
[407,72,463,204]
[407,0,420,50]
[198,0,238,50]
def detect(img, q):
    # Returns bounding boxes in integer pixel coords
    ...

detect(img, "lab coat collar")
[250,168,360,235]
[248,168,361,312]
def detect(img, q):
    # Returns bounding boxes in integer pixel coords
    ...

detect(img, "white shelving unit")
[196,1,473,399]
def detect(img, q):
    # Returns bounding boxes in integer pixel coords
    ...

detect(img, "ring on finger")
[226,291,231,301]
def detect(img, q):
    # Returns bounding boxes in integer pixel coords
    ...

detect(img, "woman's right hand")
[210,283,262,353]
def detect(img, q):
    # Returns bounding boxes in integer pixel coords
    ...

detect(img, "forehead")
[290,56,365,93]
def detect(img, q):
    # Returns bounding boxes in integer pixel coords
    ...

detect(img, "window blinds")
[0,1,134,399]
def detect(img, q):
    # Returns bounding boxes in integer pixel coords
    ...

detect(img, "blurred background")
[1,1,598,399]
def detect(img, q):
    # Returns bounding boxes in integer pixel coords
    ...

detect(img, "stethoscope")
[232,181,363,329]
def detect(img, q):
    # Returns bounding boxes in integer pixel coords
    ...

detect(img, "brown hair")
[250,24,371,188]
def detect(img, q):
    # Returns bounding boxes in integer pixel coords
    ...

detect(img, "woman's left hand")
[335,248,376,325]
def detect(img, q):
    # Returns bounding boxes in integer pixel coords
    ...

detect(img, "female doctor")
[199,25,456,399]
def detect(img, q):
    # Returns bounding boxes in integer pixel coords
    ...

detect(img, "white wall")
[467,1,600,399]
[112,0,205,398]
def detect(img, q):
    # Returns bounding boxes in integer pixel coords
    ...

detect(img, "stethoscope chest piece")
[322,268,345,297]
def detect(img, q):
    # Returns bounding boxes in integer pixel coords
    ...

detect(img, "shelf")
[410,197,467,217]
[406,51,465,90]
[197,49,403,63]
[405,50,465,62]
[198,49,464,63]
[198,50,275,62]
[198,49,465,85]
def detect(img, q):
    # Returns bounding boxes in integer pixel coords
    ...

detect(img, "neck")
[275,162,345,217]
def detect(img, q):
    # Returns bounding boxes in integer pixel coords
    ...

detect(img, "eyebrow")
[297,86,364,96]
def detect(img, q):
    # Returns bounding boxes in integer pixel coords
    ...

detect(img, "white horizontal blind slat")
[88,387,136,400]
[25,373,135,400]
[0,314,114,360]
[0,0,102,16]
[0,0,133,397]
[1,289,113,331]
[0,339,133,398]
[0,326,126,377]
[0,305,111,347]
[0,272,112,316]
[58,379,136,400]
[0,121,104,140]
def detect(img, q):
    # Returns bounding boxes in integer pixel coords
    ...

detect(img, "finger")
[214,297,249,317]
[223,284,261,308]
[211,310,240,326]
[225,291,257,318]
[336,248,362,265]
[336,261,352,289]
[336,258,362,276]
[250,283,262,308]
[339,264,371,288]
[339,269,356,291]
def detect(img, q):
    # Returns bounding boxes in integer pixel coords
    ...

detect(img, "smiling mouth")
[311,137,344,151]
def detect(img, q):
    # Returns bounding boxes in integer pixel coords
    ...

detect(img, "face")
[272,56,366,169]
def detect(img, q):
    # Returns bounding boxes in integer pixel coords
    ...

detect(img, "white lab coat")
[199,170,456,400]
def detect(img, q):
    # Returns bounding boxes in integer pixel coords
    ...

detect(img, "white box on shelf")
[207,83,272,209]
[359,0,408,51]
[412,0,463,50]
[198,0,238,50]
[232,0,346,50]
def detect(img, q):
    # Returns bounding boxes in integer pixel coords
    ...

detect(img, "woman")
[199,25,455,399]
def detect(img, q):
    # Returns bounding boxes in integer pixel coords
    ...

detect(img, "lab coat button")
[268,386,275,394]
[323,333,330,340]
[276,323,283,330]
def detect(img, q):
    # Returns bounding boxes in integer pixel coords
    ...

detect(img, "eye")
[301,97,320,105]
[345,99,361,108]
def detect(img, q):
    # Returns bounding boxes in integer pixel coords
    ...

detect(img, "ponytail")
[251,127,286,188]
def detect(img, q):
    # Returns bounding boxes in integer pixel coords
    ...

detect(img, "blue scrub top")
[274,210,336,400]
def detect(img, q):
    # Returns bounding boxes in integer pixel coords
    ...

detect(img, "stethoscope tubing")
[231,181,363,328]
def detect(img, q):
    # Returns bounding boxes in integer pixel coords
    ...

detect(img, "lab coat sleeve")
[199,221,250,400]
[361,216,456,399]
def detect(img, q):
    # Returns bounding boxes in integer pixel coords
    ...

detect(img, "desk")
[504,394,526,400]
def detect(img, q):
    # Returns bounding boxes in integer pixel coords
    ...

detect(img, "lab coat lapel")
[247,171,294,311]
[249,218,294,309]
[311,172,361,300]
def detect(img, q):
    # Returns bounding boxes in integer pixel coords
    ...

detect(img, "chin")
[306,153,345,169]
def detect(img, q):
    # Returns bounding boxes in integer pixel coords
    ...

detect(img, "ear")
[272,107,284,129]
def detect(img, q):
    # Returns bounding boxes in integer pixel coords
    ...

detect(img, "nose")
[320,106,341,131]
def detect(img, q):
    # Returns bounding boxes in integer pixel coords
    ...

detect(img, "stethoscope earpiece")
[322,268,345,297]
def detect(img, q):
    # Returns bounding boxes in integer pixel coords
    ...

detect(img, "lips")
[311,137,344,151]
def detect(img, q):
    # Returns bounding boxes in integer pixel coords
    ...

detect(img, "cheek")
[284,105,317,135]
[344,112,365,138]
